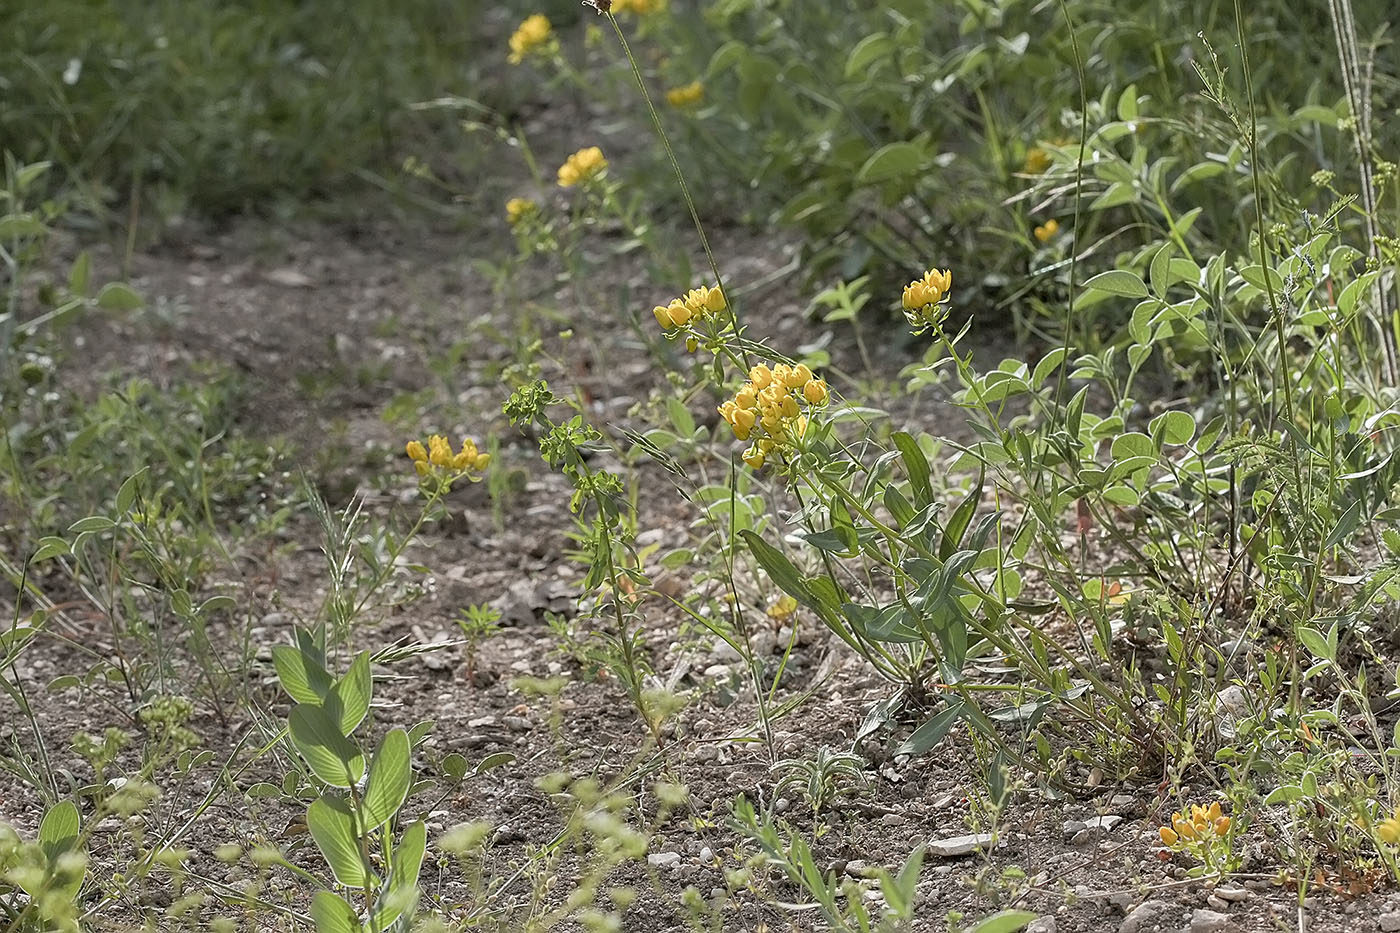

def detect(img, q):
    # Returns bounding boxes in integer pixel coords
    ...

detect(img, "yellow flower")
[666,81,704,108]
[557,146,607,188]
[1379,812,1400,845]
[767,594,798,620]
[506,198,537,226]
[901,267,953,331]
[649,284,728,345]
[718,359,829,470]
[1159,826,1178,846]
[1023,146,1052,175]
[1034,218,1059,243]
[508,14,553,65]
[407,434,490,483]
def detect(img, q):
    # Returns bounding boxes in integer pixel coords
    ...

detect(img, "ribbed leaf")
[308,795,373,888]
[361,729,411,834]
[289,703,365,787]
[311,890,364,933]
[273,646,334,706]
[328,651,372,736]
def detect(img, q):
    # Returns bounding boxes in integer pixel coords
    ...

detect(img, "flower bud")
[803,379,827,404]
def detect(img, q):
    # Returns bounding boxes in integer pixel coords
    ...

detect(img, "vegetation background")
[4,0,1400,931]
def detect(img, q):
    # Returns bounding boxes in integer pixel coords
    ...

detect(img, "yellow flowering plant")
[557,146,608,188]
[1157,802,1235,875]
[900,267,952,333]
[406,434,491,492]
[507,14,555,66]
[665,81,704,109]
[1033,218,1059,243]
[650,284,731,352]
[717,362,829,471]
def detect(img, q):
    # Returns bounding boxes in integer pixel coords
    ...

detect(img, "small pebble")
[1190,908,1231,933]
[647,852,681,868]
[1380,912,1400,933]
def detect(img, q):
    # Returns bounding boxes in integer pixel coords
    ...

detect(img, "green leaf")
[38,800,80,864]
[289,704,365,787]
[32,536,71,562]
[892,431,933,507]
[1322,499,1362,550]
[1149,243,1173,299]
[474,751,515,776]
[1150,410,1196,446]
[969,909,1039,933]
[68,252,92,297]
[308,795,374,887]
[68,515,115,534]
[1030,347,1068,390]
[95,282,144,310]
[1109,432,1153,460]
[329,651,373,736]
[1296,626,1334,663]
[311,890,364,933]
[272,645,335,705]
[845,33,892,78]
[738,530,814,607]
[855,141,924,185]
[16,161,52,193]
[895,702,963,756]
[371,820,427,932]
[1082,270,1148,298]
[940,470,984,560]
[1116,84,1139,121]
[115,468,148,514]
[361,729,412,834]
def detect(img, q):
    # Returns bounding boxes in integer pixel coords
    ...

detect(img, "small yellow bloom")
[666,81,704,108]
[508,14,553,65]
[506,198,537,226]
[406,440,427,462]
[653,305,674,329]
[1033,218,1059,243]
[1379,813,1400,845]
[1214,816,1231,837]
[428,434,452,467]
[803,379,828,405]
[1023,146,1052,175]
[1159,826,1178,846]
[749,365,773,389]
[557,146,607,188]
[742,448,766,470]
[767,594,798,620]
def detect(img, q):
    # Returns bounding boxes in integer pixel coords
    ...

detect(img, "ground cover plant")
[5,0,1400,931]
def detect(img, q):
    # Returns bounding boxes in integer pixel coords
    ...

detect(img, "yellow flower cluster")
[665,81,704,108]
[1158,802,1231,847]
[718,363,828,470]
[406,435,491,479]
[557,146,608,188]
[652,284,726,330]
[1033,218,1059,243]
[508,14,553,65]
[612,0,664,12]
[1023,146,1052,175]
[1378,811,1400,844]
[506,198,537,226]
[901,267,952,331]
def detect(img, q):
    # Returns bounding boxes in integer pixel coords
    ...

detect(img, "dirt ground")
[3,205,1398,933]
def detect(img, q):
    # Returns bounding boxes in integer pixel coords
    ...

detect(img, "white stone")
[1190,908,1232,933]
[927,832,996,857]
[647,852,682,868]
